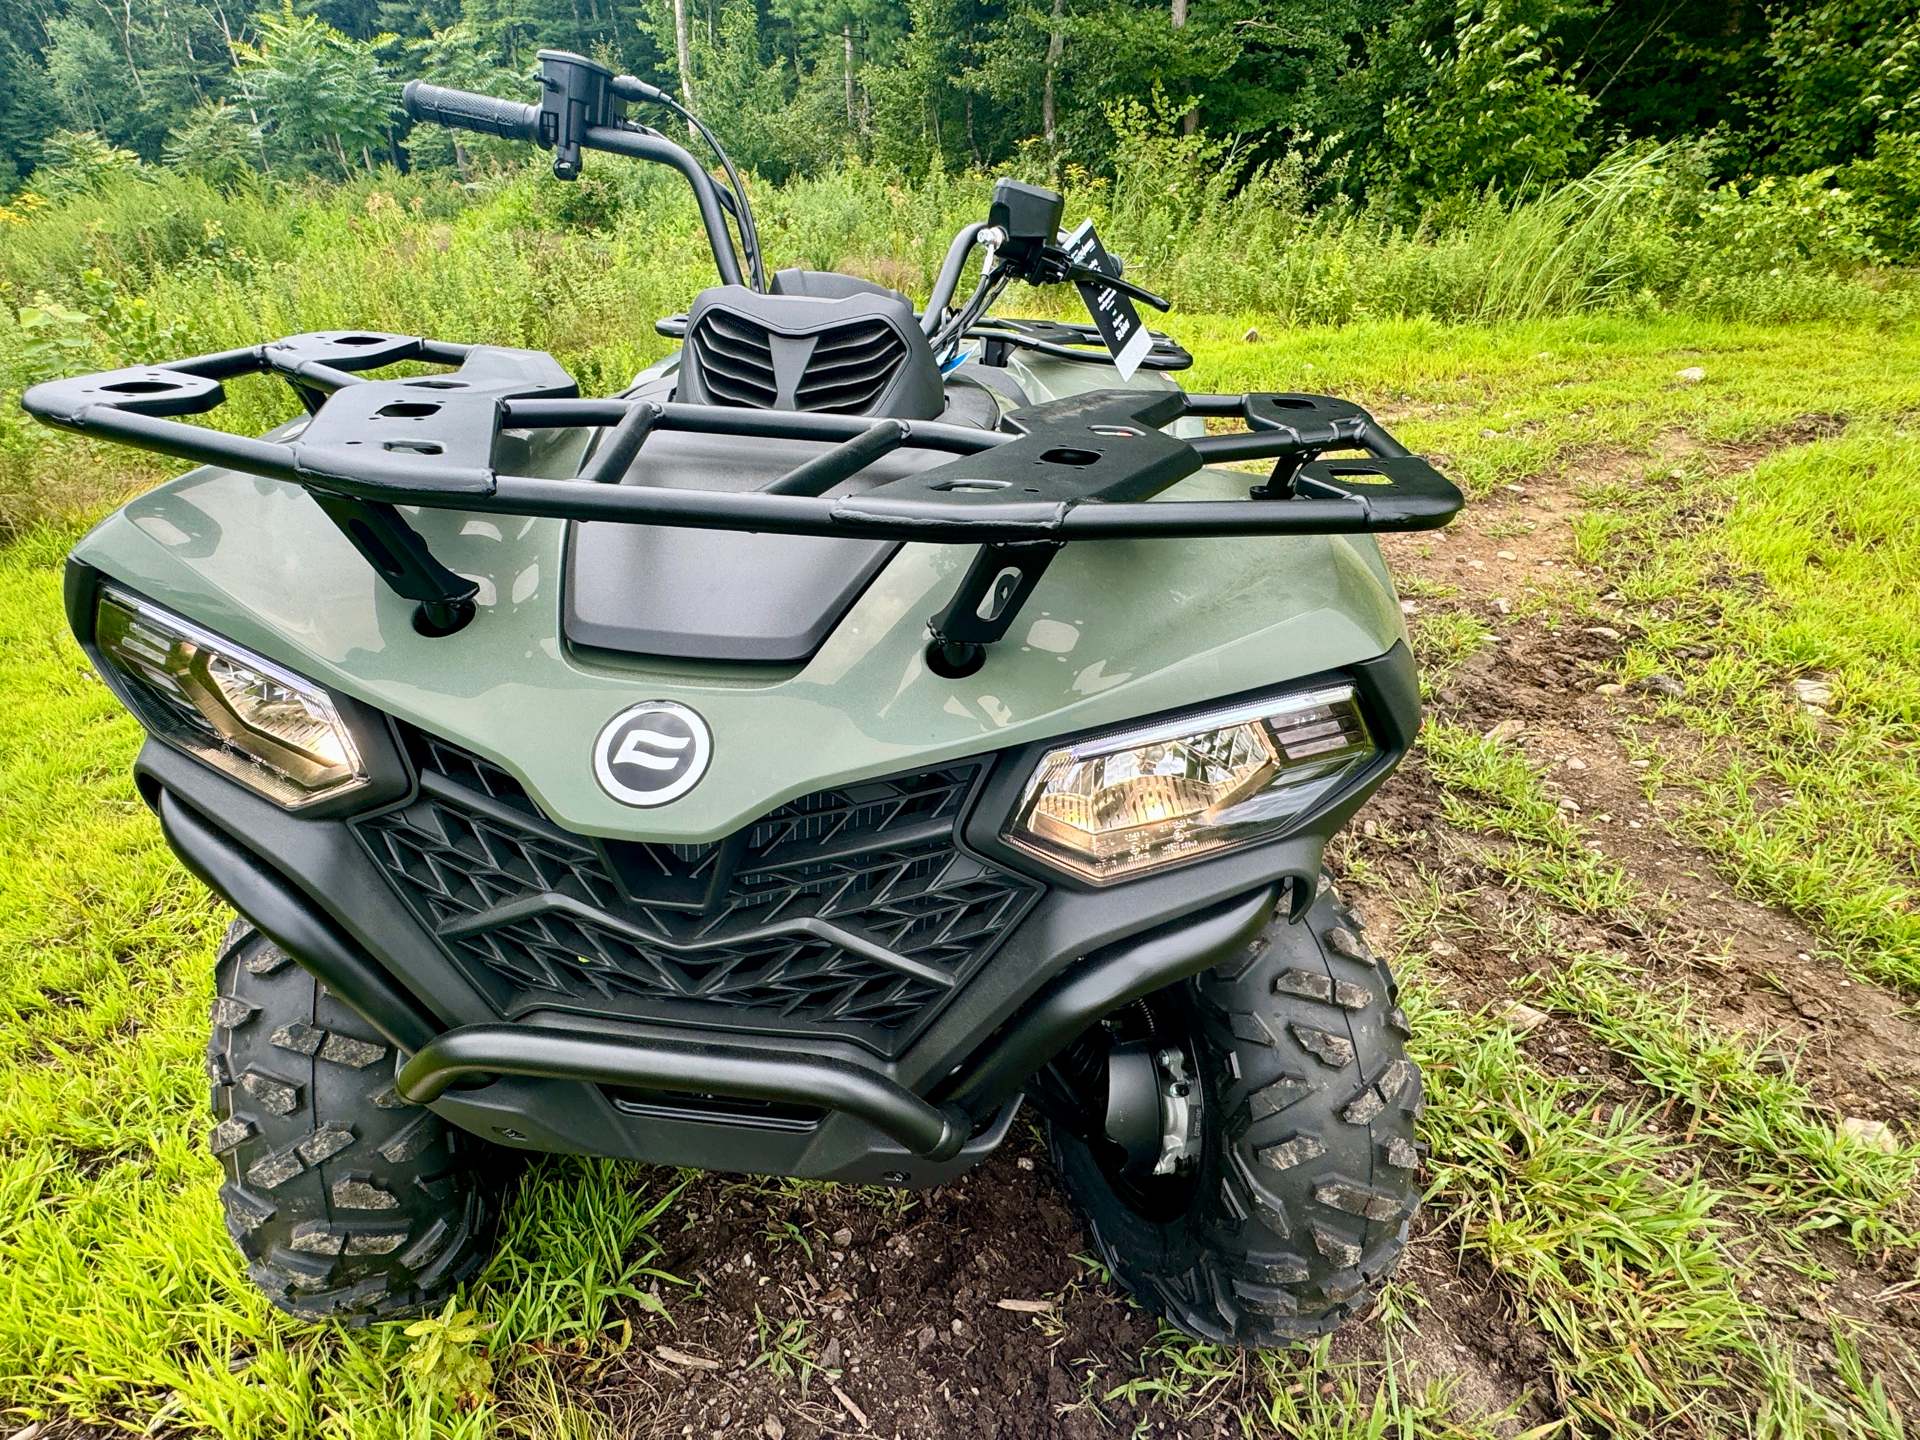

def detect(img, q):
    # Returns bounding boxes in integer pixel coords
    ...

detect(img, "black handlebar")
[401,81,539,143]
[401,54,750,290]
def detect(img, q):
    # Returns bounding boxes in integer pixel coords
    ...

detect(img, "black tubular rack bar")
[23,330,1462,652]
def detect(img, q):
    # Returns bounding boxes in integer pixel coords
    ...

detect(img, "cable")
[931,234,1008,360]
[610,77,764,291]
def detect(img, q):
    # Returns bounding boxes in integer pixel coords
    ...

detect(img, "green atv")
[26,50,1457,1344]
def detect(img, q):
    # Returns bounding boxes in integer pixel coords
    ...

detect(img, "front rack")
[23,330,1461,670]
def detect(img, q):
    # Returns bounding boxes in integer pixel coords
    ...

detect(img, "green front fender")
[70,459,1407,843]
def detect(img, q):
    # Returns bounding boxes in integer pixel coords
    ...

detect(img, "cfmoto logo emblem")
[592,701,712,807]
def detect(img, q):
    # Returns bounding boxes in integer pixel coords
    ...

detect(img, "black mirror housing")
[988,179,1064,268]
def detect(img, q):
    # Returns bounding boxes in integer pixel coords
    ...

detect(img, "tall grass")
[0,137,1908,535]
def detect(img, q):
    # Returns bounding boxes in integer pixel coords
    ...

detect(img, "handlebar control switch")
[988,179,1065,273]
[535,49,621,180]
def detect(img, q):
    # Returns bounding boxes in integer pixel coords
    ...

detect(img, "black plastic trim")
[132,739,499,1030]
[941,885,1277,1118]
[154,788,441,1052]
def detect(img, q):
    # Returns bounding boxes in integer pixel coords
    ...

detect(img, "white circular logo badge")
[593,701,712,807]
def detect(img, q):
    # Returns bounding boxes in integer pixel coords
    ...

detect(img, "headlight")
[94,588,367,808]
[1005,686,1378,883]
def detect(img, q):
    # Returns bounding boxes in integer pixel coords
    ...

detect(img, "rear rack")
[23,330,1461,671]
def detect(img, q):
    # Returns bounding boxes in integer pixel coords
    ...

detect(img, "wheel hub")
[1104,1040,1199,1176]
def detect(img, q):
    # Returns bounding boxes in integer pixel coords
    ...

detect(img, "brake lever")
[1008,243,1172,312]
[1059,260,1171,312]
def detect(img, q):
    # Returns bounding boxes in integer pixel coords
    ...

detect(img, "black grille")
[354,729,1042,1053]
[688,310,777,408]
[688,310,909,415]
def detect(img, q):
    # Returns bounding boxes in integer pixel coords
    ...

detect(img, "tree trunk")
[844,25,855,125]
[453,140,472,183]
[1043,0,1065,152]
[672,0,697,113]
[117,0,148,101]
[1172,0,1197,135]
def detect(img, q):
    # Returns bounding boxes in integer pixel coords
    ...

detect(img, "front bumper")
[126,640,1419,1186]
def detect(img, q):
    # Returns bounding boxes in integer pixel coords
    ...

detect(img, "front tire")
[1045,877,1423,1345]
[206,919,509,1325]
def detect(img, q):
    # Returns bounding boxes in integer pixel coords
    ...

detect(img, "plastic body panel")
[563,431,950,663]
[69,473,1404,846]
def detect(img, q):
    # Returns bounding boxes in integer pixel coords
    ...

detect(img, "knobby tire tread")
[207,918,507,1326]
[1049,874,1423,1346]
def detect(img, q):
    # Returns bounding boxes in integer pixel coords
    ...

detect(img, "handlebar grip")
[402,80,540,143]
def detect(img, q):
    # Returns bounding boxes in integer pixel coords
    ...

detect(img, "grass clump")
[1407,970,1752,1429]
[1104,1331,1520,1437]
[1419,720,1646,920]
[1535,954,1919,1252]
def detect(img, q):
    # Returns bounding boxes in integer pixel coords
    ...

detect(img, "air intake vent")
[688,310,777,408]
[795,320,908,414]
[687,310,912,415]
[354,728,1045,1055]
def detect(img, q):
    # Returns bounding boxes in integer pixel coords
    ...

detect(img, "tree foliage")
[0,0,1914,258]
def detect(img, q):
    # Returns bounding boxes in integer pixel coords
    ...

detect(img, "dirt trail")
[559,439,1920,1436]
[1369,446,1920,1405]
[557,1135,1549,1437]
[1375,452,1920,1117]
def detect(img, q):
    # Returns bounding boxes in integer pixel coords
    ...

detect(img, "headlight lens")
[1005,685,1377,883]
[94,588,367,807]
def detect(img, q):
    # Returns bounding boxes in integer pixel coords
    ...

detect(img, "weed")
[402,1301,494,1406]
[1479,516,1537,539]
[746,1307,817,1395]
[760,1217,815,1262]
[501,1361,613,1440]
[1829,1321,1912,1440]
[478,1165,683,1347]
[1105,1331,1519,1437]
[1382,894,1756,1429]
[1409,611,1494,693]
[854,1185,918,1224]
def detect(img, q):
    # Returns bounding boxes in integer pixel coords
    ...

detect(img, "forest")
[1,0,1917,257]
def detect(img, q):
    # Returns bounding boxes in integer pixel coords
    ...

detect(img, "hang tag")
[1062,219,1152,382]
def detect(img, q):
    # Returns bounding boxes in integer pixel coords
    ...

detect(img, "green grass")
[1,149,1916,535]
[0,532,683,1435]
[1102,1330,1525,1437]
[1413,724,1919,1252]
[1533,953,1919,1252]
[1567,425,1920,992]
[1420,721,1647,920]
